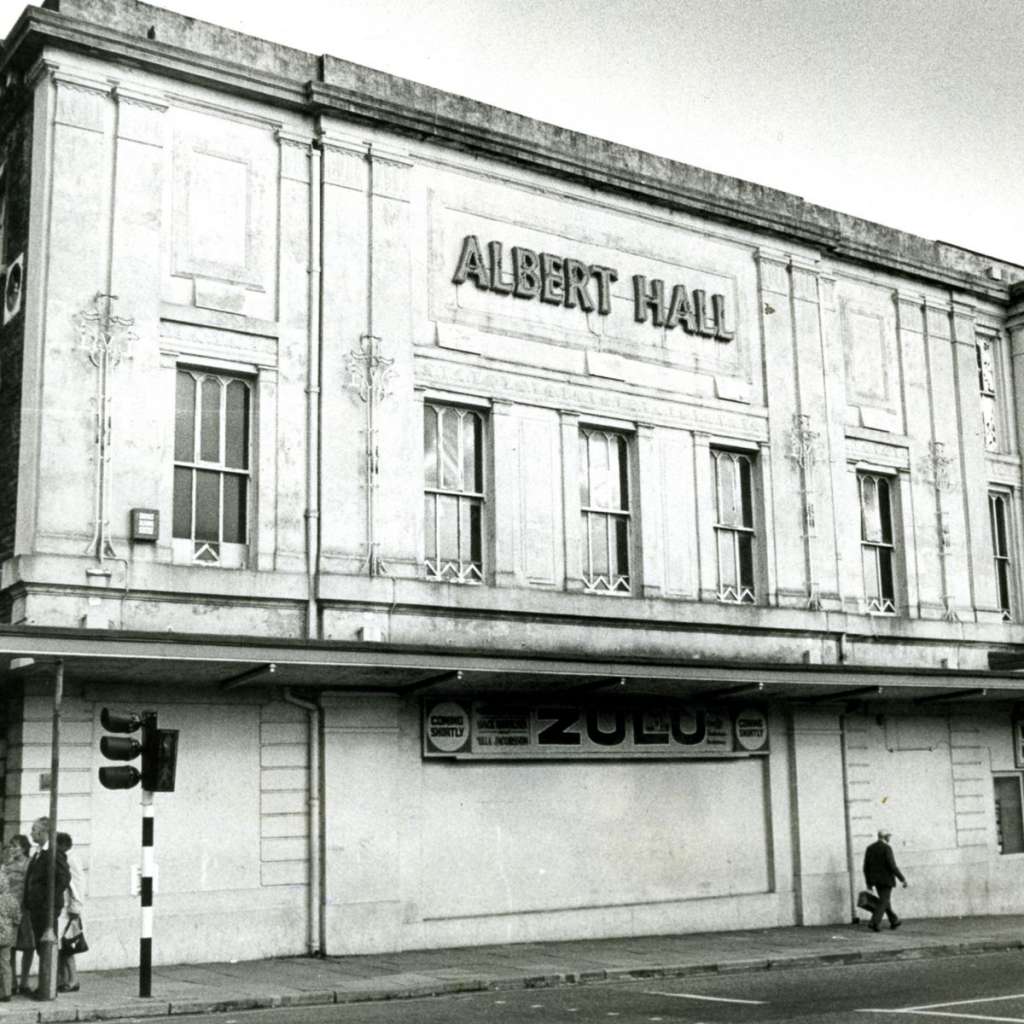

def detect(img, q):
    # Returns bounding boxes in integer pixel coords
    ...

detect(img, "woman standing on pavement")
[0,836,29,1000]
[56,832,83,993]
[3,836,29,993]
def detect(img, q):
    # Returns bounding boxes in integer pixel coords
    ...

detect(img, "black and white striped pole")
[140,784,154,998]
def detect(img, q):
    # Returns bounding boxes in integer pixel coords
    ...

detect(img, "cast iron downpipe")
[283,687,324,956]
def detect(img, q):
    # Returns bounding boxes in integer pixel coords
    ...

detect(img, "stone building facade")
[0,0,1022,968]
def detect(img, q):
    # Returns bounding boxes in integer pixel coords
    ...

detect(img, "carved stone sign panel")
[426,177,758,397]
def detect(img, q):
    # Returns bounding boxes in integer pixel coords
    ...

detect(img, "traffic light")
[99,709,178,792]
[98,708,145,790]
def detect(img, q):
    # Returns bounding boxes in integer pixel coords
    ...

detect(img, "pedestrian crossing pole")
[99,707,177,999]
[140,786,154,998]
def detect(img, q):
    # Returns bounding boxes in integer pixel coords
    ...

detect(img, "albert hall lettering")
[452,234,734,341]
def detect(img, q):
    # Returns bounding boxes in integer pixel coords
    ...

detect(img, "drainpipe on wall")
[305,141,323,641]
[283,687,324,956]
[839,712,860,923]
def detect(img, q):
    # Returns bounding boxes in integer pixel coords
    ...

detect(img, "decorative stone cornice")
[275,128,312,150]
[112,83,167,112]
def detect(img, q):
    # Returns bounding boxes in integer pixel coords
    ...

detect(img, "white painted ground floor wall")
[7,684,1024,967]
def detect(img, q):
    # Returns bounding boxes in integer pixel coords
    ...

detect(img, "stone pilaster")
[635,422,662,599]
[756,248,801,608]
[38,70,115,555]
[952,300,1000,620]
[559,410,583,592]
[366,143,418,578]
[490,398,519,588]
[692,431,716,602]
[318,132,370,576]
[896,291,944,618]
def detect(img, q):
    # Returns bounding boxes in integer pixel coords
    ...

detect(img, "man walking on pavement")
[863,828,908,932]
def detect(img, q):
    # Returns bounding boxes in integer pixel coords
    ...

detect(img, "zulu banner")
[422,700,769,760]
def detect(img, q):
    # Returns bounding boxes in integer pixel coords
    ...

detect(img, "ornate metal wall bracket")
[74,293,136,562]
[344,334,395,576]
[787,413,824,608]
[345,333,395,405]
[920,440,956,494]
[919,442,960,622]
[786,413,820,473]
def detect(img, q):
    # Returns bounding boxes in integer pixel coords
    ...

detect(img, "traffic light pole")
[140,788,153,998]
[98,706,177,998]
[38,660,63,1001]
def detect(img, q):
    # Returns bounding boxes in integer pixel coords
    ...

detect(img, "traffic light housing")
[142,725,178,793]
[98,708,144,790]
[99,709,178,792]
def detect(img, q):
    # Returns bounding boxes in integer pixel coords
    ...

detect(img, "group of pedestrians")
[0,817,85,999]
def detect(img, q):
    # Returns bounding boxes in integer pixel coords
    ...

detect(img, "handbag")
[60,917,88,956]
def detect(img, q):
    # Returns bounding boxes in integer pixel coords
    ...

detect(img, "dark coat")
[23,848,69,942]
[863,839,906,889]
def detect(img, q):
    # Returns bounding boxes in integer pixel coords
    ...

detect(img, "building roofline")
[0,0,1018,304]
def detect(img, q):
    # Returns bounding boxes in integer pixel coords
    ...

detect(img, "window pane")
[861,476,880,542]
[468,501,482,564]
[437,494,458,561]
[739,457,753,528]
[613,516,629,577]
[172,467,192,539]
[738,532,754,589]
[463,412,480,493]
[222,474,246,543]
[579,433,590,507]
[978,340,996,394]
[424,496,436,561]
[995,776,1024,854]
[423,407,438,488]
[195,469,220,542]
[199,377,221,463]
[878,547,895,602]
[878,478,893,543]
[863,546,879,600]
[718,531,737,589]
[175,372,195,462]
[993,494,1008,557]
[717,454,738,526]
[615,434,628,511]
[224,381,250,470]
[590,433,611,509]
[997,561,1011,615]
[441,409,460,490]
[589,513,609,576]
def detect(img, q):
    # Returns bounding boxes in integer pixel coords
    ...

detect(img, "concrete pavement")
[4,914,1024,1022]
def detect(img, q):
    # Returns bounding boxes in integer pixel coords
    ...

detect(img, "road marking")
[645,990,766,1005]
[909,996,1024,1011]
[858,1011,1024,1022]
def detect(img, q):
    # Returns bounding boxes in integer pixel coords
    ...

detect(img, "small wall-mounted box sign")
[130,508,159,542]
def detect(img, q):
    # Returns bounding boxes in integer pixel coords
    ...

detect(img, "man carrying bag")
[863,828,908,932]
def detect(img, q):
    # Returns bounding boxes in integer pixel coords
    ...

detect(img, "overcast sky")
[7,0,1023,265]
